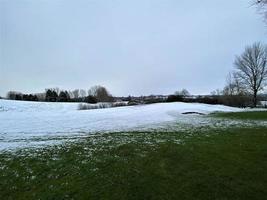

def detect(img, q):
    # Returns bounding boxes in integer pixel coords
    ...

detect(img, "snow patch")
[0,99,243,151]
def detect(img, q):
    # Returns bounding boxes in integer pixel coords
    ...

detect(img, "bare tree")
[88,86,98,97]
[79,89,86,98]
[36,93,46,101]
[234,42,267,107]
[68,90,74,99]
[210,89,222,96]
[52,88,60,95]
[174,89,190,97]
[72,89,79,99]
[88,85,113,102]
[223,73,246,96]
[254,0,267,23]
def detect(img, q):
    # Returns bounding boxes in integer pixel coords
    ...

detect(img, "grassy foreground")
[1,126,267,200]
[213,110,267,120]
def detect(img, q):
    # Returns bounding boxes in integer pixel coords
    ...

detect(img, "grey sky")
[0,0,266,97]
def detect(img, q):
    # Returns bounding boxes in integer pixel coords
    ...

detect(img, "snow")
[0,99,241,151]
[260,101,267,107]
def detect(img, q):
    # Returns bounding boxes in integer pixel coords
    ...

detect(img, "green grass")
[1,127,267,199]
[212,111,267,120]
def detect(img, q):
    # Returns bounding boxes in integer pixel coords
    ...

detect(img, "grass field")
[0,112,267,199]
[213,110,267,120]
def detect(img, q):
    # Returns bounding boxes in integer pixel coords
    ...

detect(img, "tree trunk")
[253,91,257,108]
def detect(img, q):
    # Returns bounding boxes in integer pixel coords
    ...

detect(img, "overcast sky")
[0,0,266,97]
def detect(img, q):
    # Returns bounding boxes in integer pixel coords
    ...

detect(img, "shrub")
[85,95,97,104]
[166,95,184,102]
[78,103,111,110]
[127,101,141,106]
[112,102,128,107]
[219,95,252,108]
[78,102,128,110]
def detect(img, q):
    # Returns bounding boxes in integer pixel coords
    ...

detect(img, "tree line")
[6,85,114,104]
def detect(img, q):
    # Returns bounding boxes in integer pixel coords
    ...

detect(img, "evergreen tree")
[59,91,67,102]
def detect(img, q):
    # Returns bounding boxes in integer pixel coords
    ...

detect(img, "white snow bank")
[0,99,241,151]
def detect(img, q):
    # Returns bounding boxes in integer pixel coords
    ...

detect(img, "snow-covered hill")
[0,99,240,151]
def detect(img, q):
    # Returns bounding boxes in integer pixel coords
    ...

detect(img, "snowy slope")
[0,99,240,151]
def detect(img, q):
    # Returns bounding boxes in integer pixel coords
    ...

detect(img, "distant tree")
[234,42,267,107]
[254,0,267,23]
[28,94,38,101]
[22,94,29,101]
[65,91,70,101]
[6,91,38,101]
[58,91,68,102]
[36,93,46,101]
[125,95,132,101]
[6,91,22,100]
[72,89,80,99]
[88,86,99,97]
[88,85,113,102]
[80,89,87,98]
[85,95,97,104]
[45,89,52,101]
[52,90,58,101]
[223,73,246,96]
[6,91,15,100]
[219,73,250,107]
[15,93,22,100]
[210,89,222,96]
[32,95,38,101]
[53,88,60,96]
[174,89,190,97]
[45,89,58,102]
